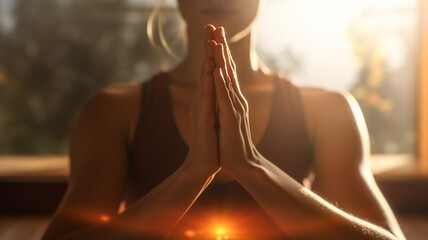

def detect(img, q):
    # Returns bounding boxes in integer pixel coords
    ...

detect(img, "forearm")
[58,166,213,240]
[232,158,400,240]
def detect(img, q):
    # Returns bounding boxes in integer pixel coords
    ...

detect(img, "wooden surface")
[0,215,50,240]
[0,215,426,240]
[0,156,68,179]
[0,156,427,238]
[0,154,421,178]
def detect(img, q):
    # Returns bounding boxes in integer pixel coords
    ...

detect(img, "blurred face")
[178,0,264,41]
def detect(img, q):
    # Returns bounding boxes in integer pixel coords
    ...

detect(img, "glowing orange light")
[212,225,231,240]
[100,215,110,222]
[216,227,225,235]
[184,230,196,238]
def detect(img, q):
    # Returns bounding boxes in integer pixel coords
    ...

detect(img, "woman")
[43,0,406,239]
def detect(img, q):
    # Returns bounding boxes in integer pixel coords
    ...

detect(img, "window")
[0,0,426,173]
[0,0,182,155]
[257,0,419,155]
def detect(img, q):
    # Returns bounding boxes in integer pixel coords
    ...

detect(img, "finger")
[200,26,216,88]
[214,27,236,72]
[214,44,242,105]
[213,67,234,116]
[214,43,227,73]
[194,41,215,108]
[214,28,244,101]
[205,24,216,42]
[213,43,235,99]
[201,41,218,116]
[205,58,215,73]
[193,68,215,116]
[205,40,216,70]
[197,40,215,96]
[205,39,219,115]
[199,71,215,115]
[206,40,218,113]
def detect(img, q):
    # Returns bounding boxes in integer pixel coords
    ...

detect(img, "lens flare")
[184,230,196,237]
[212,224,231,240]
[100,215,111,222]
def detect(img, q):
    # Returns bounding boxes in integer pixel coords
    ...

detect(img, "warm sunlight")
[256,0,418,90]
[180,217,239,239]
[256,0,418,155]
[1,1,427,240]
[213,225,231,240]
[99,215,111,223]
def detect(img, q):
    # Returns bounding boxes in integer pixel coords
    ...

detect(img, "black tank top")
[126,72,313,239]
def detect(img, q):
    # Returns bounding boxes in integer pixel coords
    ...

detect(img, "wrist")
[229,158,272,189]
[224,153,265,180]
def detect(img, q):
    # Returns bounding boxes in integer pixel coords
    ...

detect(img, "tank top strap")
[130,72,169,151]
[141,73,168,121]
[275,74,313,165]
[255,73,313,177]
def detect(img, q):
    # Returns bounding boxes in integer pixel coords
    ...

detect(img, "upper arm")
[301,89,405,238]
[42,84,141,239]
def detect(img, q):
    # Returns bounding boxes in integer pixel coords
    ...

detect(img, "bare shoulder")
[299,87,368,160]
[299,87,357,116]
[299,87,361,142]
[84,82,141,113]
[78,82,142,145]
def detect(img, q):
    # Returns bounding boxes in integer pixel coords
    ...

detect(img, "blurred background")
[0,0,427,239]
[0,0,419,155]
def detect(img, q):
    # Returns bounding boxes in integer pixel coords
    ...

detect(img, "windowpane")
[0,0,419,155]
[256,0,418,154]
[0,0,182,154]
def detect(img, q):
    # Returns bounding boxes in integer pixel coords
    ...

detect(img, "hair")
[147,0,186,60]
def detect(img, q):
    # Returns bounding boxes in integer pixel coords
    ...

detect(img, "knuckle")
[228,81,234,91]
[233,108,244,121]
[242,99,249,112]
[234,100,246,115]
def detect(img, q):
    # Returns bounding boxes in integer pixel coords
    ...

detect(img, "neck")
[169,27,262,88]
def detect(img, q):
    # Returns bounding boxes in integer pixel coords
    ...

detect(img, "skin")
[42,0,406,239]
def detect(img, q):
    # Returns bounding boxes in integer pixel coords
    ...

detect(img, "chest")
[169,85,275,148]
[169,85,275,183]
[127,77,313,201]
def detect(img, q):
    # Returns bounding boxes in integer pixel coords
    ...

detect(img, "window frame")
[418,0,428,172]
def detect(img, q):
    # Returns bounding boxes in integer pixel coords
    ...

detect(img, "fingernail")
[220,27,225,37]
[219,67,224,77]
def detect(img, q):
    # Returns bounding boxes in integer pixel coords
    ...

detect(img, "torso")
[101,72,319,239]
[167,72,276,184]
[124,74,319,149]
[122,73,318,161]
[120,72,318,185]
